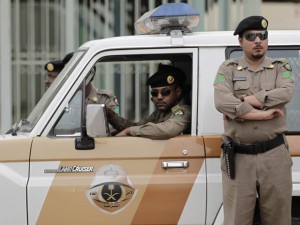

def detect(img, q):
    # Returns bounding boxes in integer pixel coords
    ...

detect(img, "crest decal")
[86,164,137,214]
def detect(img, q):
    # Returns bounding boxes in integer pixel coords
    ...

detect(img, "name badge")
[233,76,246,81]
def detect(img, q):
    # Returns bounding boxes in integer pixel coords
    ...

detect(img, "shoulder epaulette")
[97,89,116,97]
[272,58,288,64]
[223,59,238,66]
[272,58,292,71]
[172,105,184,116]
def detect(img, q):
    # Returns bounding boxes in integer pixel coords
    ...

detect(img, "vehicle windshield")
[19,51,85,133]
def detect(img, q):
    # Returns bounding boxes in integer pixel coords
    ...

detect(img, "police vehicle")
[1,3,300,225]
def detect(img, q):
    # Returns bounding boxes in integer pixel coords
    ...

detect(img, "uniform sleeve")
[108,114,136,131]
[214,62,254,119]
[129,105,191,140]
[261,62,295,108]
[108,111,157,132]
[104,96,120,114]
[102,91,120,114]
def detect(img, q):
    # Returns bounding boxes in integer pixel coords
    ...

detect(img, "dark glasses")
[151,88,173,97]
[244,31,268,41]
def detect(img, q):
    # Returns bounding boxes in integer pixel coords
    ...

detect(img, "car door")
[0,137,32,225]
[27,48,208,225]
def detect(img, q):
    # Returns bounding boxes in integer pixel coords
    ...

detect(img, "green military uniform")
[108,99,191,139]
[214,56,295,225]
[86,84,119,114]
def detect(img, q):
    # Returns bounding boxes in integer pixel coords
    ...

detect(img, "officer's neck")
[85,82,93,98]
[245,55,265,70]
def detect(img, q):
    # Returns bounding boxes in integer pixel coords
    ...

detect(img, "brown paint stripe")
[203,135,222,158]
[0,138,32,162]
[286,135,300,156]
[132,136,205,225]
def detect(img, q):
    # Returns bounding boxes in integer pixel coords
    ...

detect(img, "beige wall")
[262,2,300,30]
[203,1,300,31]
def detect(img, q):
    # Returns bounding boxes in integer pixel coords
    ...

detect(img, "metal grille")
[286,56,300,132]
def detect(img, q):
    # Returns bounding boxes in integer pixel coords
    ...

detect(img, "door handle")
[161,161,189,169]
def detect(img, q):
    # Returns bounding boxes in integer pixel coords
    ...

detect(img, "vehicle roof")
[79,30,300,52]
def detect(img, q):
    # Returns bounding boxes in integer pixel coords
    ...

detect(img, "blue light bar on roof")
[135,3,200,35]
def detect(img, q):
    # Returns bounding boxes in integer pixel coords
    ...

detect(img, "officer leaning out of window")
[106,64,191,140]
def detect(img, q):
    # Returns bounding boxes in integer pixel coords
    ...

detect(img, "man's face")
[239,30,268,60]
[45,71,59,89]
[150,85,182,111]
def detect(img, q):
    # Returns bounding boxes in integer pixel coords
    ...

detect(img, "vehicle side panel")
[28,136,207,225]
[0,137,32,225]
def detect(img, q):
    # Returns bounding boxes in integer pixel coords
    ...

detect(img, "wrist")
[240,94,247,102]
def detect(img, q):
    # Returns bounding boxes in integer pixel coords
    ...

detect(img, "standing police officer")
[214,16,295,225]
[106,64,191,139]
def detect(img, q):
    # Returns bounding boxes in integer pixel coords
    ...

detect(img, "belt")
[234,135,284,154]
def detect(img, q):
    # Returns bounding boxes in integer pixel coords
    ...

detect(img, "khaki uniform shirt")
[85,84,119,114]
[214,56,295,144]
[109,99,191,140]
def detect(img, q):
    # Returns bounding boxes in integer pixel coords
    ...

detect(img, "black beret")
[44,60,64,73]
[233,16,268,36]
[62,52,73,64]
[146,64,186,88]
[44,52,73,73]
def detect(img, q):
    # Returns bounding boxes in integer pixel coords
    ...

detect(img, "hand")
[261,108,284,120]
[243,95,264,108]
[223,114,230,120]
[238,108,284,120]
[116,128,131,136]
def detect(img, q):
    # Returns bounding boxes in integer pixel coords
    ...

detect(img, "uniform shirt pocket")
[233,81,250,96]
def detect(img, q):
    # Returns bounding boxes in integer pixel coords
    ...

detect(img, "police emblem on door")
[86,164,137,214]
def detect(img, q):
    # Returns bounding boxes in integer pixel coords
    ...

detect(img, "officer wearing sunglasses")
[214,16,295,225]
[106,64,191,139]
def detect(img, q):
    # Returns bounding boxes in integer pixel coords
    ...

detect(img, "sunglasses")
[150,88,174,97]
[244,31,268,41]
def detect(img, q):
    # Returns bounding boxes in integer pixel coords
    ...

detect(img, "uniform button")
[254,126,258,130]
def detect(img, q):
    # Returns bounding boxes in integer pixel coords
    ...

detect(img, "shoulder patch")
[214,74,225,85]
[283,71,294,80]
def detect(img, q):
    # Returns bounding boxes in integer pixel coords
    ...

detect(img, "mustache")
[253,44,263,49]
[156,100,166,104]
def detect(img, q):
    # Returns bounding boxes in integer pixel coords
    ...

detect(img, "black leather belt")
[234,135,284,154]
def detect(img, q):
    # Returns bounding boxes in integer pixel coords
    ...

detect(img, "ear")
[176,86,182,97]
[238,37,243,47]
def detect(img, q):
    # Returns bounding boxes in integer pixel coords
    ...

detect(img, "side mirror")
[86,104,110,137]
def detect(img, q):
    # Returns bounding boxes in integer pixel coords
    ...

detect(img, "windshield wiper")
[6,119,29,136]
